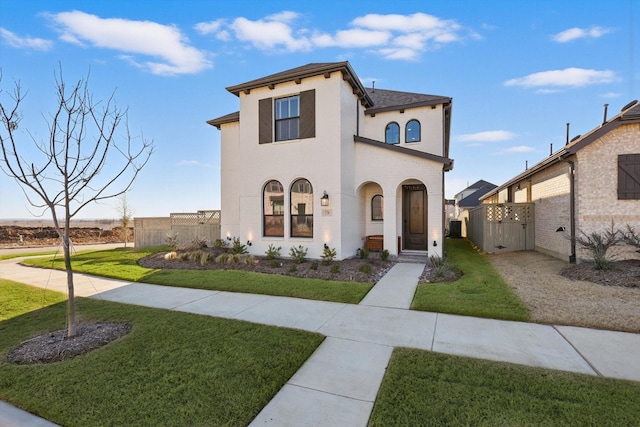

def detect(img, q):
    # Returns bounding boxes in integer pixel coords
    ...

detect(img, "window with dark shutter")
[618,154,640,199]
[299,89,315,139]
[259,98,273,144]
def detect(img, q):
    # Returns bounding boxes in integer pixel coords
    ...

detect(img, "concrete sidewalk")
[1,258,639,426]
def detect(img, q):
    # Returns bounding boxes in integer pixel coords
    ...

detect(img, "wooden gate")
[467,203,534,253]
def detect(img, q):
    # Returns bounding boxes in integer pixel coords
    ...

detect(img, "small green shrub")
[430,254,446,267]
[321,245,337,265]
[380,249,390,261]
[289,245,308,264]
[310,261,319,270]
[199,252,212,265]
[288,264,297,272]
[269,260,282,268]
[230,237,249,255]
[189,250,204,263]
[179,252,190,261]
[265,244,282,260]
[330,264,340,274]
[358,248,369,259]
[359,263,372,274]
[212,239,227,249]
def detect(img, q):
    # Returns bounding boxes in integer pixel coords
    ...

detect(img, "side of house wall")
[530,162,572,260]
[576,123,640,261]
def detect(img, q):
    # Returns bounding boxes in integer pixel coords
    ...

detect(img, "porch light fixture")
[321,191,329,207]
[433,240,437,247]
[247,240,252,246]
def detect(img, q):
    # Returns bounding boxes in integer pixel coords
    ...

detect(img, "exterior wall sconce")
[247,240,252,246]
[556,227,566,232]
[226,236,232,241]
[324,243,329,249]
[321,191,329,207]
[433,240,437,247]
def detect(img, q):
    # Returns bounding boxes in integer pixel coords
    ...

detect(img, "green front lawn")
[412,239,529,321]
[0,282,323,426]
[0,279,67,321]
[370,347,640,426]
[22,247,372,304]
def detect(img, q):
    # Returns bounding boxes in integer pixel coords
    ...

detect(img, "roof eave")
[354,135,454,170]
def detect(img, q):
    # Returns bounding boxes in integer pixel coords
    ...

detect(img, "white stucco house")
[207,62,453,260]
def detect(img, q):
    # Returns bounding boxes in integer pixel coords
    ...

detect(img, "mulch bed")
[560,259,640,288]
[5,322,132,365]
[139,248,395,283]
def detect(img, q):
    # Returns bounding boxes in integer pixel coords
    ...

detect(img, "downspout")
[564,159,577,264]
[356,99,360,136]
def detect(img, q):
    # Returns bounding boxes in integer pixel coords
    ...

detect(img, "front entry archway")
[402,184,427,250]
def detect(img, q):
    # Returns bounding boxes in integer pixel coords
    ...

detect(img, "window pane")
[385,122,399,144]
[372,195,384,221]
[263,180,284,237]
[291,179,313,237]
[406,120,421,142]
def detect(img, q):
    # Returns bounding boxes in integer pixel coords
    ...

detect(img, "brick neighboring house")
[453,180,497,237]
[207,62,453,260]
[481,100,640,263]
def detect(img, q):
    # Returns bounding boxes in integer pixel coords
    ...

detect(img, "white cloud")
[194,19,224,35]
[600,92,621,98]
[312,28,390,48]
[230,15,312,52]
[505,68,616,88]
[217,11,469,60]
[458,130,516,142]
[49,11,212,75]
[552,26,609,43]
[0,27,53,51]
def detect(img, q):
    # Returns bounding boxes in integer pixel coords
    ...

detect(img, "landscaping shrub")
[289,245,308,264]
[310,262,319,270]
[265,244,282,260]
[575,224,620,270]
[381,249,390,261]
[358,248,369,259]
[330,264,340,274]
[321,245,337,265]
[230,237,249,255]
[359,263,372,274]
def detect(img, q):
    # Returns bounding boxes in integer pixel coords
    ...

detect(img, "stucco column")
[428,190,444,258]
[383,185,399,256]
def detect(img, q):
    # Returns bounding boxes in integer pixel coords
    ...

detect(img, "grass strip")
[0,279,67,321]
[0,282,323,427]
[412,238,529,321]
[370,347,640,426]
[21,247,372,304]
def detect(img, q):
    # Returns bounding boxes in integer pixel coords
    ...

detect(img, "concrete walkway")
[1,256,640,426]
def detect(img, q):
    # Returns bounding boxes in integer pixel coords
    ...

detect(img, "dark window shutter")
[299,89,315,139]
[259,98,272,144]
[618,154,640,199]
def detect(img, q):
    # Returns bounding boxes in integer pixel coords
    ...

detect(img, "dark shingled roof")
[481,100,640,200]
[365,88,451,115]
[225,62,373,108]
[207,111,239,129]
[458,183,498,208]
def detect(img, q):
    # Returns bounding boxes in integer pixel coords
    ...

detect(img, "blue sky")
[1,0,638,219]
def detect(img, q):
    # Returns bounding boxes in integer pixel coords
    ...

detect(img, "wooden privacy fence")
[467,203,534,253]
[134,210,221,247]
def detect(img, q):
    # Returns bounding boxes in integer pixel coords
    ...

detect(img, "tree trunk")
[62,226,76,338]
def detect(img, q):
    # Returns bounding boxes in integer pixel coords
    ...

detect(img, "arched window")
[290,179,313,237]
[406,119,421,142]
[263,180,284,237]
[371,194,384,221]
[385,122,400,144]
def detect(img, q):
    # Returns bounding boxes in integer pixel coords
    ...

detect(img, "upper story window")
[263,180,284,237]
[371,194,384,221]
[385,122,400,144]
[275,95,300,141]
[406,119,421,142]
[259,90,315,144]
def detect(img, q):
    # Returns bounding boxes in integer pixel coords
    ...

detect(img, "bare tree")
[116,193,133,247]
[0,68,153,337]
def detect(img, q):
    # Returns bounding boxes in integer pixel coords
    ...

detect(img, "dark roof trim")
[207,111,239,129]
[480,100,640,200]
[354,135,453,171]
[226,62,374,108]
[365,96,451,115]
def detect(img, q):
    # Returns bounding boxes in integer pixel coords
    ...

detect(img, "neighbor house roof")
[480,100,640,201]
[458,182,498,208]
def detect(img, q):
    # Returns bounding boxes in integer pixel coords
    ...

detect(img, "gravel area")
[488,251,640,333]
